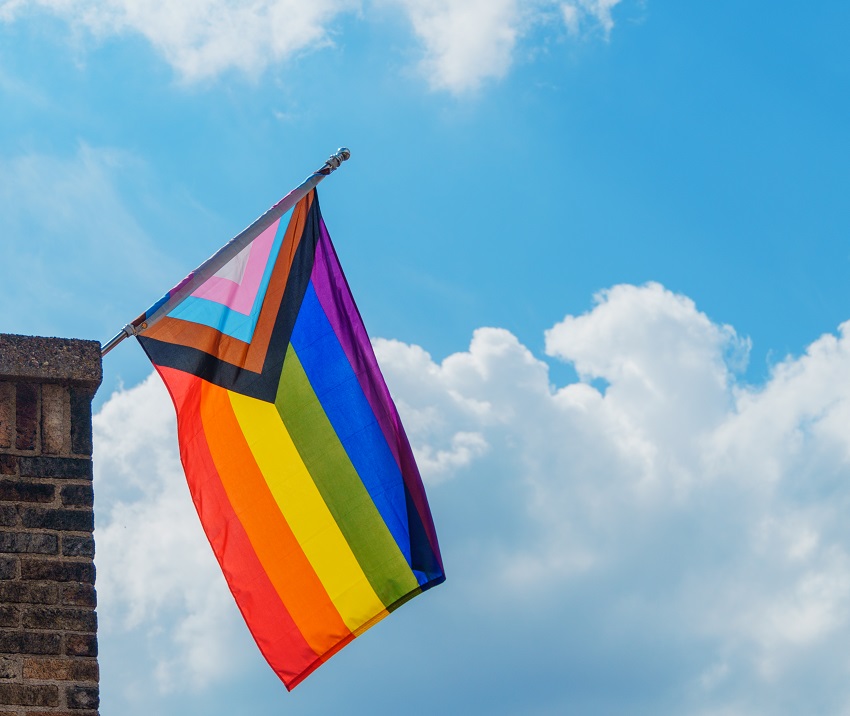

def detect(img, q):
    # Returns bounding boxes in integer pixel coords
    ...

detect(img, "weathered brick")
[0,657,19,680]
[39,386,65,450]
[24,656,69,679]
[0,507,16,528]
[0,631,61,655]
[0,457,15,477]
[60,585,96,608]
[61,536,94,559]
[20,560,94,585]
[70,389,94,457]
[0,532,58,555]
[14,383,38,452]
[23,608,96,633]
[19,457,92,481]
[0,558,16,581]
[0,682,59,707]
[41,384,70,455]
[60,485,92,508]
[0,606,19,628]
[0,582,57,605]
[0,383,13,450]
[63,634,96,658]
[20,509,93,533]
[23,657,98,682]
[0,480,55,504]
[66,685,98,710]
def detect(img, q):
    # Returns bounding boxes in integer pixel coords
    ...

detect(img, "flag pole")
[101,147,351,357]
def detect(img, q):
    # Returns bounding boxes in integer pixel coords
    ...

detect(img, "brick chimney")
[0,335,102,715]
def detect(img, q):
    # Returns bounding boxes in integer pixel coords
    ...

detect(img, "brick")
[0,631,61,655]
[61,537,94,559]
[0,583,57,605]
[66,685,98,710]
[0,508,16,528]
[63,634,96,658]
[60,485,93,508]
[0,383,13,450]
[70,389,94,457]
[0,558,15,581]
[23,608,96,633]
[0,532,58,555]
[14,383,38,452]
[20,560,94,585]
[20,509,94,533]
[0,683,59,707]
[41,384,70,455]
[0,457,15,477]
[0,480,55,504]
[0,606,19,628]
[23,658,98,682]
[0,657,19,680]
[19,457,92,481]
[60,585,96,608]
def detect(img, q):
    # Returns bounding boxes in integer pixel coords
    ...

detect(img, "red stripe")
[156,365,321,689]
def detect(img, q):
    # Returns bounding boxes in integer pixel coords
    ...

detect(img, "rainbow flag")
[136,189,445,689]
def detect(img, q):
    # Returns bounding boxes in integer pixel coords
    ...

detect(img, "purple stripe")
[311,219,443,571]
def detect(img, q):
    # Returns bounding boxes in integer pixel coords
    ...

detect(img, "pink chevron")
[191,219,279,315]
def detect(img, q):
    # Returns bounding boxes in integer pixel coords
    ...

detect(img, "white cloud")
[0,0,628,90]
[562,0,623,37]
[386,0,628,93]
[0,0,358,81]
[374,282,850,711]
[90,280,850,713]
[386,0,521,93]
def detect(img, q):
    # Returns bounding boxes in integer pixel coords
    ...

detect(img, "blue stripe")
[290,282,415,568]
[168,208,293,342]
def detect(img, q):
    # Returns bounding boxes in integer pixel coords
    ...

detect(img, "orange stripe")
[198,378,352,656]
[145,191,314,373]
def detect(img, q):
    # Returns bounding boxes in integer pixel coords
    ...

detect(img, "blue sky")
[2,1,850,713]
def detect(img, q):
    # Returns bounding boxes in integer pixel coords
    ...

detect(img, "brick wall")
[0,335,102,716]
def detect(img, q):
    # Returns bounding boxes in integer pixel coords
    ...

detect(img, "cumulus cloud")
[91,280,850,713]
[0,0,628,90]
[375,282,850,711]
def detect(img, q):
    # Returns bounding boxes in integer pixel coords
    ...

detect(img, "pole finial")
[320,148,351,175]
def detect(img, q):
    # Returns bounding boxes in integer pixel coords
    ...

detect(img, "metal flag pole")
[101,147,351,357]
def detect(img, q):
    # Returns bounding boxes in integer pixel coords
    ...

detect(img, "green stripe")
[276,345,419,607]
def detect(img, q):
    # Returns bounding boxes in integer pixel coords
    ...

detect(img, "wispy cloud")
[0,0,359,81]
[0,0,629,91]
[374,0,629,92]
[94,281,850,713]
[562,0,623,37]
[0,144,178,338]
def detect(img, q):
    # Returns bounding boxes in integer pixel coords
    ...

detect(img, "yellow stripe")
[228,389,387,632]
